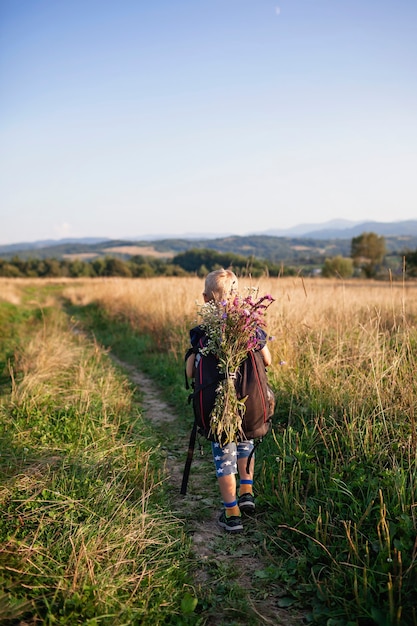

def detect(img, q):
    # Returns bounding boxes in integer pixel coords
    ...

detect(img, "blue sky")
[1,0,416,244]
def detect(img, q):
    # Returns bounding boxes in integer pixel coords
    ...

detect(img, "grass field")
[1,276,416,625]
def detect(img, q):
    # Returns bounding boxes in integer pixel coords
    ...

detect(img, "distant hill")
[261,219,361,237]
[303,220,417,239]
[1,233,417,266]
[1,220,416,264]
[0,237,110,255]
[262,219,417,238]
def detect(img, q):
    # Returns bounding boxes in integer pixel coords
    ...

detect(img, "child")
[186,269,272,533]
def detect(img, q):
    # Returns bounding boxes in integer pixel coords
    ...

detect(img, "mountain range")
[122,219,417,241]
[264,219,417,239]
[2,219,417,253]
[1,219,416,263]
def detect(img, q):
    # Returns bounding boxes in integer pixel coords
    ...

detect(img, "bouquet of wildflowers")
[197,289,274,444]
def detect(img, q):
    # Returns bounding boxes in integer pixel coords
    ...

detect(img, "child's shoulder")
[189,325,206,347]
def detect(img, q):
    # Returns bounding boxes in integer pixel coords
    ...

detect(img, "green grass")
[0,299,199,625]
[65,295,417,625]
[66,301,192,416]
[64,301,280,625]
[3,284,417,625]
[254,321,417,625]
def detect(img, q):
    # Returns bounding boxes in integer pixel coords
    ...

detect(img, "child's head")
[203,269,238,303]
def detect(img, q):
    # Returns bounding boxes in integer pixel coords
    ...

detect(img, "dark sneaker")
[238,493,255,514]
[217,510,243,533]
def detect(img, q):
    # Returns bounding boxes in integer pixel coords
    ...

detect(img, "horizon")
[1,1,417,244]
[2,217,417,248]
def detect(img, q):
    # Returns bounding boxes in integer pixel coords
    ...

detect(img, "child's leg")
[237,441,256,513]
[212,442,240,517]
[237,440,255,493]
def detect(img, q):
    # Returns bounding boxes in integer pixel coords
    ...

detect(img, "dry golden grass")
[103,245,175,258]
[4,276,417,423]
[3,276,417,621]
[59,276,417,451]
[0,301,189,623]
[59,275,417,361]
[0,277,90,307]
[0,278,24,305]
[58,274,417,320]
[10,313,133,433]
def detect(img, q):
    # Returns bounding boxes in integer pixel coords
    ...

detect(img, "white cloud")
[275,6,281,16]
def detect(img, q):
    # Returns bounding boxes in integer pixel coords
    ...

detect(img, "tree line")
[1,233,416,279]
[0,250,295,279]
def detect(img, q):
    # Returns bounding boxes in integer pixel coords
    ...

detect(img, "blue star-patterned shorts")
[211,440,254,476]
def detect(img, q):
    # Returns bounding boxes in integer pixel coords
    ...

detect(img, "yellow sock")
[225,501,241,517]
[239,483,253,495]
[226,505,241,517]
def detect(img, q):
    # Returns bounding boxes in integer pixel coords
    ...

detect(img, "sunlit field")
[63,275,417,400]
[1,275,416,624]
[62,276,417,624]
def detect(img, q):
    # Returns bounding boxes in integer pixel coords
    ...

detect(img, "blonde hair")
[203,269,238,302]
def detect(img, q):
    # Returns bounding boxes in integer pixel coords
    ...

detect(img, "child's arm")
[260,344,272,367]
[186,353,196,378]
[256,327,271,367]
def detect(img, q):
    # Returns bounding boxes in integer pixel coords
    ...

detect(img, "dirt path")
[113,357,307,626]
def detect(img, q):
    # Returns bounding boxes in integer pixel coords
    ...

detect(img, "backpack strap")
[246,438,263,474]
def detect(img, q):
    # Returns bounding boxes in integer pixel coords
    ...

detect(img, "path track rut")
[112,356,307,626]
